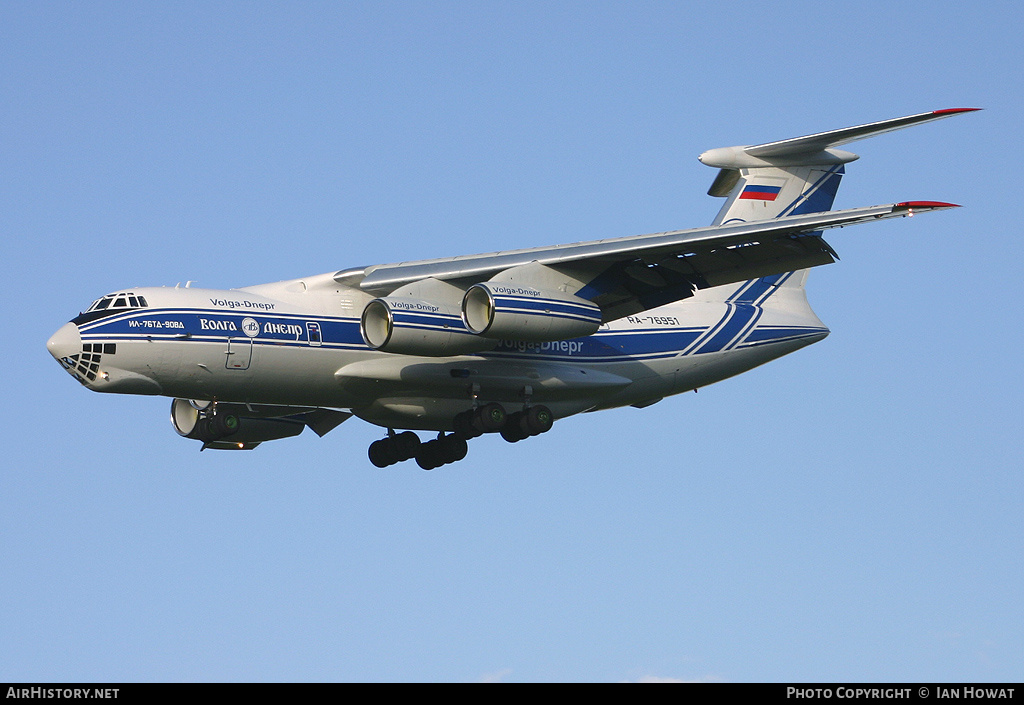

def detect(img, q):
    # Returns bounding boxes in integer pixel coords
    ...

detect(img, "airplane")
[47,108,975,469]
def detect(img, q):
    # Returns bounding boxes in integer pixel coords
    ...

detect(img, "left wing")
[338,201,955,322]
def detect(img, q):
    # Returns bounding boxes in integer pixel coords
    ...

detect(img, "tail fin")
[705,163,846,225]
[700,108,978,226]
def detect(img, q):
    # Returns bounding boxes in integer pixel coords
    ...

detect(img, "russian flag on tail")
[739,184,782,201]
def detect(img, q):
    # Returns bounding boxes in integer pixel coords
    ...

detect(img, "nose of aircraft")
[47,322,82,361]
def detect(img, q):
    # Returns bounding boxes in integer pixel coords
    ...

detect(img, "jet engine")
[360,297,497,356]
[170,398,304,450]
[462,283,602,341]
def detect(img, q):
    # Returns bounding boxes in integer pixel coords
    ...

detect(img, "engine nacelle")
[462,283,602,342]
[170,398,304,450]
[171,398,210,437]
[360,297,497,356]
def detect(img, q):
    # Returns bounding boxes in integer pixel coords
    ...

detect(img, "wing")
[337,201,956,322]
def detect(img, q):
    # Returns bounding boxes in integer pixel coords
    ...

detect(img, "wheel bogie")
[368,431,423,468]
[501,405,554,443]
[415,433,468,470]
[367,403,554,466]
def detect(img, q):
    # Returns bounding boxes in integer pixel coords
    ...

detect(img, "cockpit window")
[74,292,151,326]
[86,292,150,313]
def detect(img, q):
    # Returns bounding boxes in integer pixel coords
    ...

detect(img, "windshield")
[86,292,149,313]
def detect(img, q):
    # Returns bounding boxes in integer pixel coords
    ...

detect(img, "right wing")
[340,201,956,322]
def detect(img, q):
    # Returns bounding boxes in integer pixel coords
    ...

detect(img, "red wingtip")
[932,108,982,115]
[894,201,961,210]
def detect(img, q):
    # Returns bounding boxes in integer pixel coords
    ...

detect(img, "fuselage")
[46,271,829,431]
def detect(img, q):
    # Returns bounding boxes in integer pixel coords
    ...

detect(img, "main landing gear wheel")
[522,405,553,435]
[453,410,481,439]
[368,431,421,468]
[473,402,506,433]
[500,405,554,443]
[453,402,507,439]
[500,422,529,443]
[415,434,469,470]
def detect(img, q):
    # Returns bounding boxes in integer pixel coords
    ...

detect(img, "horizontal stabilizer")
[700,108,980,170]
[747,108,980,157]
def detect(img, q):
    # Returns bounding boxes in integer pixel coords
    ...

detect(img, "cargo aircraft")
[47,109,975,469]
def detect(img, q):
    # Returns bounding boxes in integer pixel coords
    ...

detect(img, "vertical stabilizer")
[700,108,978,226]
[707,163,845,225]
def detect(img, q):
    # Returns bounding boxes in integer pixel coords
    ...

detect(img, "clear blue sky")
[2,1,1021,682]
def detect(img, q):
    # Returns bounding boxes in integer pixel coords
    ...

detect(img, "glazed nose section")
[47,322,82,361]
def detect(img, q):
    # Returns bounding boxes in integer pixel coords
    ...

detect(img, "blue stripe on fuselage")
[78,308,812,362]
[78,308,366,348]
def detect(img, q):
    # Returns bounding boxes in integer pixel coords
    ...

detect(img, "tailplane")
[699,108,978,226]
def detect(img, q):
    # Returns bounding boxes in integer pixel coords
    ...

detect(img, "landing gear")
[369,430,467,470]
[415,433,468,470]
[366,402,555,468]
[173,399,235,441]
[208,412,240,438]
[452,402,506,438]
[500,405,554,443]
[368,430,421,468]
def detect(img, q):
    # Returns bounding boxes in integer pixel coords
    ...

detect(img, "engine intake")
[462,283,602,342]
[360,297,496,356]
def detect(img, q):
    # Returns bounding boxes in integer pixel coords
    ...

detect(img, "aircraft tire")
[453,410,482,439]
[415,434,468,469]
[369,439,398,468]
[473,403,506,433]
[521,405,554,436]
[442,434,468,462]
[501,412,529,442]
[395,431,420,460]
[197,417,222,443]
[501,424,528,443]
[211,413,240,438]
[415,440,441,470]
